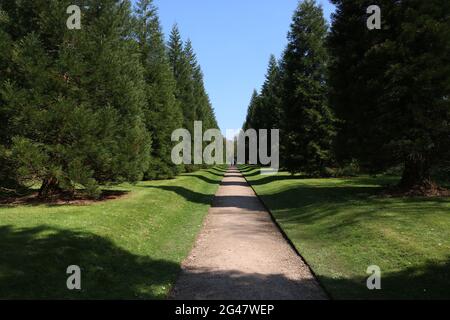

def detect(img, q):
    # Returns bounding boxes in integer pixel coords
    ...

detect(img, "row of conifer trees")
[243,0,450,192]
[0,0,218,198]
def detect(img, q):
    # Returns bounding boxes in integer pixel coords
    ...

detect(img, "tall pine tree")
[135,0,183,179]
[281,0,335,175]
[329,0,450,192]
[0,0,151,197]
[168,25,196,135]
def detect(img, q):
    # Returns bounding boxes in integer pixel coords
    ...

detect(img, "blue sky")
[148,0,336,134]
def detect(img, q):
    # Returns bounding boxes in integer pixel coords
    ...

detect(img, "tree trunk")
[38,177,61,199]
[399,156,433,190]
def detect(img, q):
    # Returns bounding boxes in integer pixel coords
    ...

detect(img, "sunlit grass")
[241,165,450,299]
[0,167,224,299]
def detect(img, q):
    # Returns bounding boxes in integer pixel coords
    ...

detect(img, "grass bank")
[0,167,225,299]
[240,165,450,299]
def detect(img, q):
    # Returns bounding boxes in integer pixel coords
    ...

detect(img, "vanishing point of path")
[171,167,327,300]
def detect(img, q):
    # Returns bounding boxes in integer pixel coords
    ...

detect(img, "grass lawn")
[0,167,225,299]
[240,165,450,299]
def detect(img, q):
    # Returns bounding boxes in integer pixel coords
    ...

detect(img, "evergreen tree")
[168,27,219,170]
[0,0,151,197]
[243,90,260,131]
[185,41,209,129]
[184,39,219,131]
[259,55,283,131]
[329,0,450,191]
[281,0,335,175]
[257,55,284,164]
[168,25,196,134]
[0,7,16,187]
[135,0,183,179]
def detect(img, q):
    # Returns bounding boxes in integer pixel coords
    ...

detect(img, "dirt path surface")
[171,167,327,300]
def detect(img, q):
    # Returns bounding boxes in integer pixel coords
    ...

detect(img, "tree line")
[0,0,218,198]
[243,0,450,193]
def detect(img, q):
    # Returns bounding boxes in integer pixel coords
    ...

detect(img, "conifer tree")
[168,25,196,135]
[281,0,335,175]
[329,0,450,191]
[135,0,183,179]
[0,7,16,187]
[259,55,283,131]
[243,90,260,131]
[168,27,219,170]
[0,0,151,197]
[184,39,219,131]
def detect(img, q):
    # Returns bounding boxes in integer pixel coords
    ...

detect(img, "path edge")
[240,166,333,300]
[167,167,226,300]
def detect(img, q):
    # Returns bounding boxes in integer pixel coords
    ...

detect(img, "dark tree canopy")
[244,0,335,174]
[0,0,218,197]
[135,0,183,179]
[329,0,450,190]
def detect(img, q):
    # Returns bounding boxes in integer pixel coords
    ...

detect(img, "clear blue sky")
[146,0,336,134]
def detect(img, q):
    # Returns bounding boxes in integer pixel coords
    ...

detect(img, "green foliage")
[242,0,335,174]
[0,0,218,195]
[281,0,336,175]
[242,166,450,299]
[0,0,152,196]
[329,0,450,187]
[168,25,196,134]
[135,0,183,179]
[0,167,224,298]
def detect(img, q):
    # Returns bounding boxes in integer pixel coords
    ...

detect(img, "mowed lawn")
[0,167,225,299]
[240,165,450,299]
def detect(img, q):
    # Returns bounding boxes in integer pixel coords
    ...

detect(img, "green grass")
[240,165,450,299]
[0,166,225,299]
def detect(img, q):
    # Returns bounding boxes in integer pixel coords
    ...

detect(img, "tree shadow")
[258,183,449,229]
[212,195,266,211]
[145,186,214,206]
[185,174,222,185]
[0,225,180,299]
[244,174,309,186]
[172,248,450,299]
[317,256,450,299]
[146,185,266,211]
[171,267,327,300]
[219,181,249,187]
[202,168,226,177]
[238,166,255,173]
[211,166,228,173]
[0,190,130,208]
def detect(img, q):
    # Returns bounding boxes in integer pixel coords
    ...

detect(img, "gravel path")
[171,167,327,300]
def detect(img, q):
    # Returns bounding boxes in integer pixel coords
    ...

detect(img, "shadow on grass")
[145,186,215,206]
[246,177,450,299]
[172,267,327,300]
[198,168,226,178]
[171,255,450,300]
[259,184,449,229]
[238,166,256,173]
[0,225,179,299]
[146,184,265,211]
[2,223,446,299]
[318,257,450,299]
[243,174,309,186]
[184,174,222,185]
[0,190,129,208]
[239,169,278,178]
